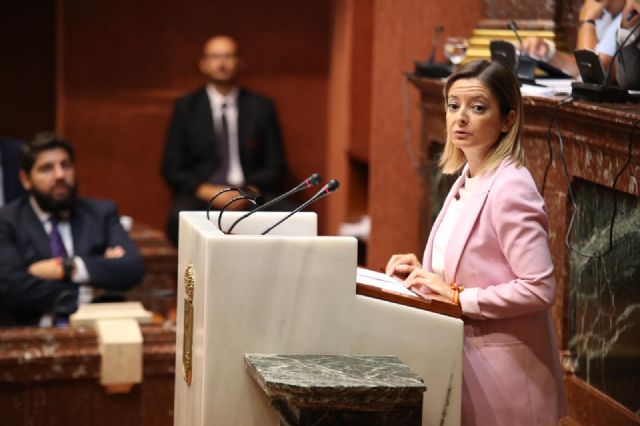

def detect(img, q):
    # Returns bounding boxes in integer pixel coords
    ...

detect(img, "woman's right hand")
[385,253,422,278]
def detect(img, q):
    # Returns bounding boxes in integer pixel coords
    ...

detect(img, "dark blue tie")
[49,217,68,258]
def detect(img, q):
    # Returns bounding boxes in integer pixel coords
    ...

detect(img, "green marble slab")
[244,354,426,409]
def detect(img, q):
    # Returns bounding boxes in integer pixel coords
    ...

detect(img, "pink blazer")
[423,157,566,425]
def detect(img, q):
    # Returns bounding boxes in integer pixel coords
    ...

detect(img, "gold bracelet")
[450,282,464,306]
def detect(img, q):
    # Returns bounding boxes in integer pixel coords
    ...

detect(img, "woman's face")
[445,78,514,159]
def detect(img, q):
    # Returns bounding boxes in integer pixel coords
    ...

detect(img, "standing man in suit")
[0,138,26,207]
[0,132,145,327]
[162,35,287,246]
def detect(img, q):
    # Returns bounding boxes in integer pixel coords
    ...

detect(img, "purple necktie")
[210,103,230,184]
[49,217,68,258]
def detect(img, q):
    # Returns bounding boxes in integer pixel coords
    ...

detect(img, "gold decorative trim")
[182,263,195,385]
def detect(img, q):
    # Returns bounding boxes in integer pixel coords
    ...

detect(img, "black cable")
[603,18,640,90]
[558,112,639,258]
[206,187,238,221]
[541,95,574,196]
[217,195,261,234]
[206,186,264,222]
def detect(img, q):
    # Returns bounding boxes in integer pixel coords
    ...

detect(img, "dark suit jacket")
[161,87,286,197]
[615,38,640,90]
[0,197,145,327]
[0,138,26,206]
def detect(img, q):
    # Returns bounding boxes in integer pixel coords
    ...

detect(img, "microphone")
[428,25,445,64]
[261,179,340,235]
[507,20,523,56]
[414,25,451,78]
[225,173,322,234]
[507,20,539,85]
[206,186,264,221]
[572,18,640,102]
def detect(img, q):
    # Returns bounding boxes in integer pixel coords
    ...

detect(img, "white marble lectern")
[174,211,463,426]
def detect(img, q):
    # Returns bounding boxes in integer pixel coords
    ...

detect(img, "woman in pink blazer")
[386,60,566,425]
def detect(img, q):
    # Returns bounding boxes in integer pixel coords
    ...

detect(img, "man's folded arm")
[0,227,75,313]
[80,205,145,290]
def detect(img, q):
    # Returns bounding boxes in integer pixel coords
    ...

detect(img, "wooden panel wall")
[367,0,484,268]
[0,3,55,141]
[57,0,331,231]
[325,0,375,241]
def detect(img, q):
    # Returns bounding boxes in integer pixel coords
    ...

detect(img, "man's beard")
[32,183,78,214]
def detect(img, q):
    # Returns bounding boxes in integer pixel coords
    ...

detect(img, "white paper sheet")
[356,267,418,297]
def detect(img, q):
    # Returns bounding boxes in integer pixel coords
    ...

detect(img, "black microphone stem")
[428,25,444,64]
[226,173,321,234]
[508,20,524,58]
[603,19,640,90]
[262,180,339,235]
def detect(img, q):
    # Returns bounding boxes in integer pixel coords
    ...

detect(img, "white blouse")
[431,172,481,279]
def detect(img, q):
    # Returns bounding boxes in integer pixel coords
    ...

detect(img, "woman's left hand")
[404,268,454,301]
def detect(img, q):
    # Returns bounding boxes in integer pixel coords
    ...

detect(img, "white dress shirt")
[617,24,639,47]
[206,85,245,186]
[431,172,483,316]
[431,172,481,278]
[595,11,622,57]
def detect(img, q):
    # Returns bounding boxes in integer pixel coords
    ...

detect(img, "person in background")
[161,35,287,246]
[523,0,626,77]
[0,138,26,207]
[385,60,566,425]
[615,0,640,88]
[0,132,144,327]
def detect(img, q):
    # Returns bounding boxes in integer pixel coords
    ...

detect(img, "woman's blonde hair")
[440,60,525,175]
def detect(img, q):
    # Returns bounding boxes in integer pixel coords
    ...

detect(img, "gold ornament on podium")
[183,264,195,385]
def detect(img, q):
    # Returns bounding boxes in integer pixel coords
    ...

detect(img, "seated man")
[523,0,626,77]
[161,35,287,246]
[0,138,26,207]
[0,132,145,327]
[615,0,640,89]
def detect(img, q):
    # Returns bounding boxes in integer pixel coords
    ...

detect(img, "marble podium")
[174,211,463,426]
